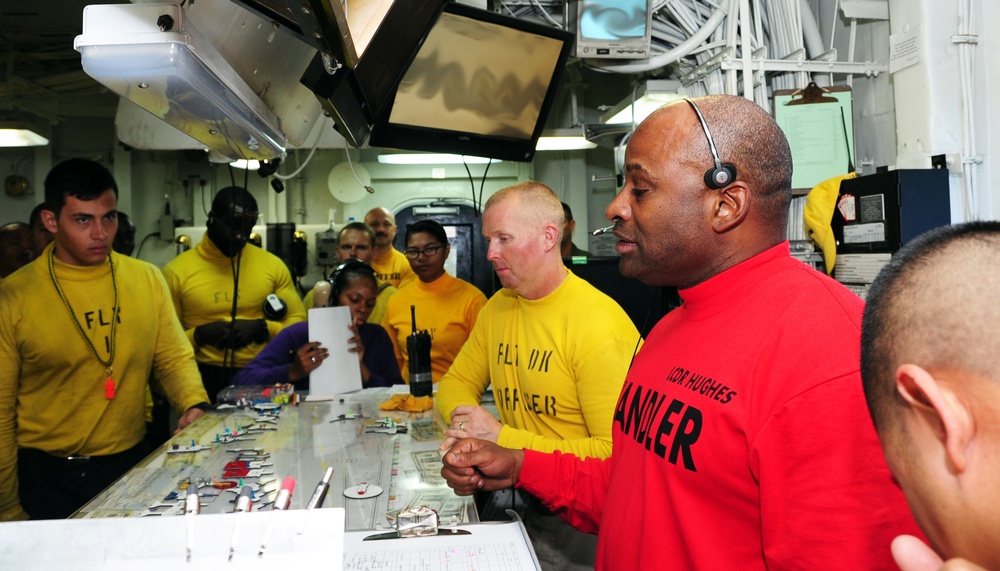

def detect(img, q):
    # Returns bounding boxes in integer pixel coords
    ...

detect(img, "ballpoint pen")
[185,489,200,562]
[258,477,295,558]
[228,486,253,561]
[306,467,334,510]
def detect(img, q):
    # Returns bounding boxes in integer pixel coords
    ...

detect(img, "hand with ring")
[440,405,503,451]
[289,341,328,381]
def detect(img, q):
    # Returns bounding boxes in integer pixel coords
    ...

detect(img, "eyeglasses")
[404,244,445,259]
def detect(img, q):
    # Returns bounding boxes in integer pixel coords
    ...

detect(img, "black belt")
[21,441,147,469]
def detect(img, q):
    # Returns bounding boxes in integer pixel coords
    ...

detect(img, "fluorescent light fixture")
[602,79,686,125]
[229,159,261,170]
[377,153,501,165]
[413,206,461,215]
[74,3,286,160]
[0,122,49,147]
[536,128,598,151]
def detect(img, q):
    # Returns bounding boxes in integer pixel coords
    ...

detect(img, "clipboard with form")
[344,518,542,570]
[774,83,855,191]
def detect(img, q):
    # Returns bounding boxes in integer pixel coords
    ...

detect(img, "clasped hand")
[195,319,265,349]
[440,438,524,496]
[440,405,502,450]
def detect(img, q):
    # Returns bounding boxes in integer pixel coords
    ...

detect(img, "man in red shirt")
[442,95,922,569]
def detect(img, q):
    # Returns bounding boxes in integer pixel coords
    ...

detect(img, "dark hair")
[29,203,47,227]
[339,221,376,247]
[405,219,448,246]
[861,221,1000,430]
[112,211,136,256]
[210,186,258,217]
[331,260,378,301]
[561,202,574,222]
[44,158,118,218]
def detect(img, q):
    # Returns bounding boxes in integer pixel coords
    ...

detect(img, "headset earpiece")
[685,99,739,190]
[705,163,737,190]
[330,260,377,304]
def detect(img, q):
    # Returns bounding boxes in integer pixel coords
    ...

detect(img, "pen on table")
[258,477,295,558]
[185,489,200,562]
[297,467,334,535]
[228,486,254,561]
[306,467,334,510]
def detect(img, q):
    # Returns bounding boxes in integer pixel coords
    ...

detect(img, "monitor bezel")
[368,2,575,162]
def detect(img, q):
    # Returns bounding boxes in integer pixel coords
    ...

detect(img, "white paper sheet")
[343,519,541,570]
[0,508,345,571]
[308,306,363,396]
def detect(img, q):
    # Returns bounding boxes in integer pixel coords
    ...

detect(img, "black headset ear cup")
[704,163,738,190]
[330,260,377,304]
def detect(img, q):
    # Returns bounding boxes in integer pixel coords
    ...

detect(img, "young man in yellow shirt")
[0,158,209,520]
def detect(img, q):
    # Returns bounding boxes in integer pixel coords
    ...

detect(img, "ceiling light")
[230,160,261,170]
[0,122,49,147]
[602,79,686,125]
[377,154,500,165]
[74,3,286,160]
[536,128,598,151]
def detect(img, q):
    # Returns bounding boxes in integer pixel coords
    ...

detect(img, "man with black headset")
[441,95,921,569]
[162,187,306,402]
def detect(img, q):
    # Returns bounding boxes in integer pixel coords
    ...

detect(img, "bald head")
[364,206,398,250]
[862,222,1000,429]
[659,96,793,229]
[482,181,566,299]
[0,222,32,277]
[484,182,565,240]
[608,95,794,288]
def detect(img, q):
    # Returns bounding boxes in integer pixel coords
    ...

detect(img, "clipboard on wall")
[773,83,855,191]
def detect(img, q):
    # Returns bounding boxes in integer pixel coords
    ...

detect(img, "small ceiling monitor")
[368,2,574,162]
[575,0,653,60]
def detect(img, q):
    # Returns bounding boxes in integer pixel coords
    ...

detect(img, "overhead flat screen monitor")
[298,0,444,147]
[368,3,574,162]
[575,0,652,60]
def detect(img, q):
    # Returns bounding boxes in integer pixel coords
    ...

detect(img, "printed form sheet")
[344,519,540,571]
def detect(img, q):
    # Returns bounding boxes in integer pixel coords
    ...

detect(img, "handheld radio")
[406,305,432,397]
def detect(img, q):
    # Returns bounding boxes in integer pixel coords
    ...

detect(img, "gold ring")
[459,422,465,431]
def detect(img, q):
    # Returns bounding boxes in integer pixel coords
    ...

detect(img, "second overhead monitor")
[576,0,653,60]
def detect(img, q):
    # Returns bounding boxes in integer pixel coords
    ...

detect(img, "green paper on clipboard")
[774,83,855,191]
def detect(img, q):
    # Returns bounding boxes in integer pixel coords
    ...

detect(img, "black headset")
[685,99,738,190]
[330,260,378,302]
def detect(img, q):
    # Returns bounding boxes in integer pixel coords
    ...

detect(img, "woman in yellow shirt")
[382,219,487,384]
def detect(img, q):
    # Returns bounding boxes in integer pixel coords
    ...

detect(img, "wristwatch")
[188,402,211,412]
